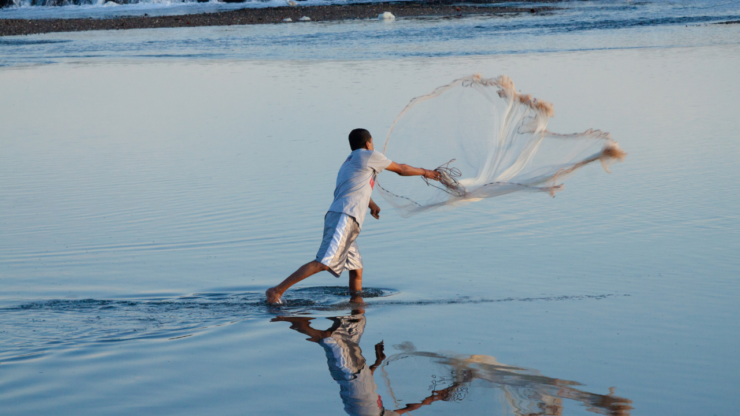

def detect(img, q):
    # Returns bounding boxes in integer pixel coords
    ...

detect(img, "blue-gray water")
[1,1,739,415]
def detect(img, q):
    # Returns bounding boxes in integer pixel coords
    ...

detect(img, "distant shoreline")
[0,2,554,37]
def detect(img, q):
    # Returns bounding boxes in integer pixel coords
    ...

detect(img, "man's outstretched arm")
[370,162,439,221]
[393,383,464,414]
[386,162,441,180]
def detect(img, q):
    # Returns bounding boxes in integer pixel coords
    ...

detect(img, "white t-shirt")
[328,150,393,229]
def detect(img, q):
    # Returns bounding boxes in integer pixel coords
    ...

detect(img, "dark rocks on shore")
[0,0,557,6]
[0,2,553,37]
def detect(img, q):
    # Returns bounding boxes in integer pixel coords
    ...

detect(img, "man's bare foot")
[265,287,283,305]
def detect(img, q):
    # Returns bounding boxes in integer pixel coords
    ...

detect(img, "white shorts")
[316,212,363,277]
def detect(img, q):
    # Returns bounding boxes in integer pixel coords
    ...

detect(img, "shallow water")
[1,3,740,415]
[3,0,740,66]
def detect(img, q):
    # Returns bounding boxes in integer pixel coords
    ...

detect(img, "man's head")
[348,128,374,151]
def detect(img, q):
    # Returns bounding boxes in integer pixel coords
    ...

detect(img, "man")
[266,128,440,304]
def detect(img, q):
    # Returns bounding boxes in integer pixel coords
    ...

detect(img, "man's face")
[365,137,374,151]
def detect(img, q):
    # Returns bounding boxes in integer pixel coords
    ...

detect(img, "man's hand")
[422,169,442,181]
[369,198,381,220]
[369,341,386,375]
[374,341,386,361]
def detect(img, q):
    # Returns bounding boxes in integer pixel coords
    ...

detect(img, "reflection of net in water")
[378,74,626,216]
[380,347,633,416]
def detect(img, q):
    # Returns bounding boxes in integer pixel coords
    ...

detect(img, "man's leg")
[347,241,363,295]
[266,260,329,304]
[267,212,359,304]
[270,316,331,343]
[349,268,362,295]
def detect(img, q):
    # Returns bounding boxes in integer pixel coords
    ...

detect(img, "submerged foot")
[265,287,283,305]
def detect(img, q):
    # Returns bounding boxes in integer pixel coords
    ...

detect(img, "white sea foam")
[378,11,394,21]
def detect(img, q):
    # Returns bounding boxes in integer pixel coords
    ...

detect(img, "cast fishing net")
[377,74,626,216]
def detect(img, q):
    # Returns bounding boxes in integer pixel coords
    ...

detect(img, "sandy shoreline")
[0,2,553,37]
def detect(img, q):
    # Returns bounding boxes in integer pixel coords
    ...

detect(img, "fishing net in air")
[377,74,626,216]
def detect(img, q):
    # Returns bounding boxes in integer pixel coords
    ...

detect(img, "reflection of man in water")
[274,298,632,416]
[272,297,461,416]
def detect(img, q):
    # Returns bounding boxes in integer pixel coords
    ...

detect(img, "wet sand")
[0,2,552,37]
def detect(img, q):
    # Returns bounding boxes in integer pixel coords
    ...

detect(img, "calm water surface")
[1,5,739,415]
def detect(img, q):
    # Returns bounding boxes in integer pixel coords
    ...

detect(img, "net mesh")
[378,74,626,216]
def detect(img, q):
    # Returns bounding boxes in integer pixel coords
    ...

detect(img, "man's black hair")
[348,128,372,151]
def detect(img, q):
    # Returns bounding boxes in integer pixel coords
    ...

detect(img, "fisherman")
[266,128,441,304]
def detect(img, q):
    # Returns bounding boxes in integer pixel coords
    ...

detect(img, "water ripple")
[0,287,625,363]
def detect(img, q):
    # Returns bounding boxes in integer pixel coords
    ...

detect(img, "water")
[1,0,740,23]
[1,1,739,415]
[2,0,740,66]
